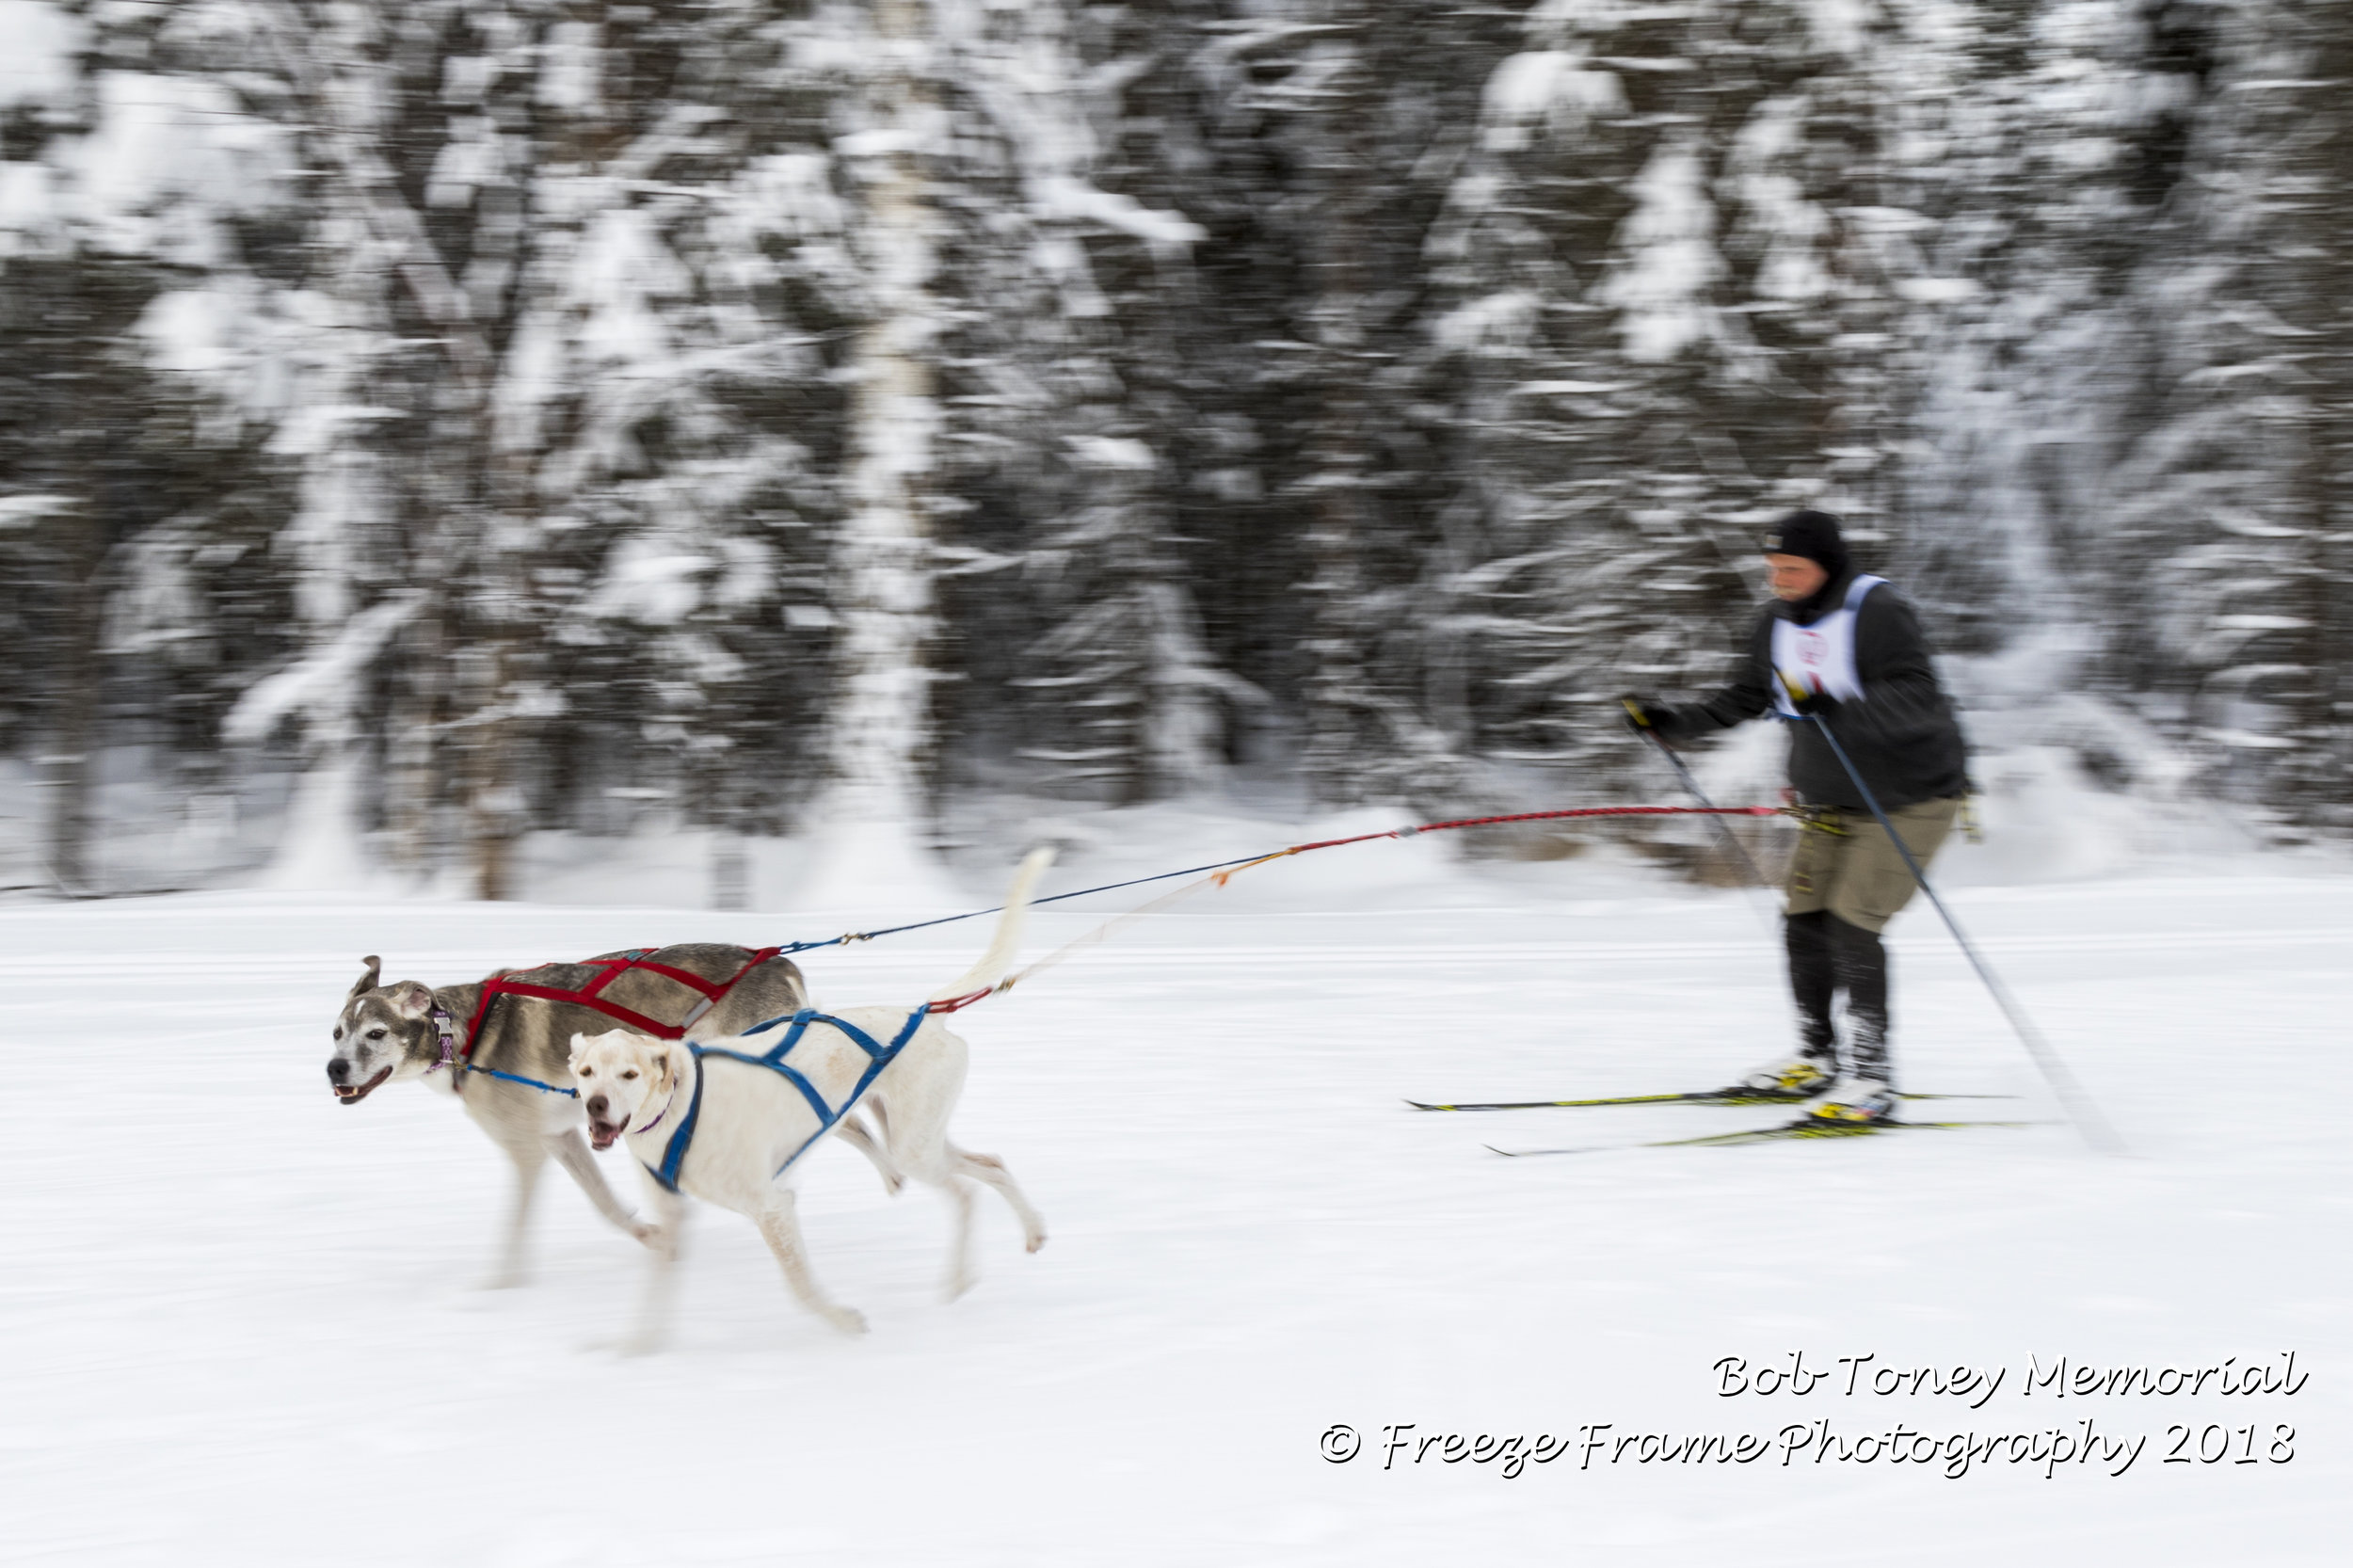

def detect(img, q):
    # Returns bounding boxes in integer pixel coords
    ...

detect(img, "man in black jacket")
[1625,510,1970,1124]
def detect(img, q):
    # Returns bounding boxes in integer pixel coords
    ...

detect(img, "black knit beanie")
[1761,509,1849,578]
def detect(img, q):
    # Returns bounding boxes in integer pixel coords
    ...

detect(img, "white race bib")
[1771,575,1883,714]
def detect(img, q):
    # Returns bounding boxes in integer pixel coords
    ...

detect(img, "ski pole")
[1622,700,1774,890]
[1782,683,2124,1154]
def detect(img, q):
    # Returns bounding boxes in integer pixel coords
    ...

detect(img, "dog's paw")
[824,1306,869,1336]
[479,1268,529,1291]
[1025,1230,1048,1255]
[629,1221,667,1250]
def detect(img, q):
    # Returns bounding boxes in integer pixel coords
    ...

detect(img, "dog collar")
[629,1090,677,1138]
[425,1005,458,1073]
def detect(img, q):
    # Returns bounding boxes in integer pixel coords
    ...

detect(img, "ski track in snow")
[0,873,2346,1565]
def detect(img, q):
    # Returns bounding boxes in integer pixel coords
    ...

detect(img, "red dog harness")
[458,945,788,1053]
[444,946,789,1096]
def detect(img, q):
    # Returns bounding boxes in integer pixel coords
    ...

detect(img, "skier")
[1623,509,1970,1124]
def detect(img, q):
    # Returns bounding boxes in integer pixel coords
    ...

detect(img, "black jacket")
[1653,572,1970,811]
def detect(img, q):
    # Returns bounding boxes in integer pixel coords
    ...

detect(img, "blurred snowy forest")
[1,0,2346,897]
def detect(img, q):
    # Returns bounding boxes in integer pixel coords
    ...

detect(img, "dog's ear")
[387,981,435,1019]
[568,1032,591,1067]
[348,956,382,998]
[650,1044,677,1090]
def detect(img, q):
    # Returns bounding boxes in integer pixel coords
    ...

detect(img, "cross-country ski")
[1407,1089,2010,1112]
[1485,1116,2051,1157]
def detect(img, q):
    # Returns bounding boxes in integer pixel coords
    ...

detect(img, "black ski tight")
[1785,910,1890,1075]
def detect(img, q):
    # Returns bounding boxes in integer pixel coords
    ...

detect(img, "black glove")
[1784,684,1841,720]
[1621,695,1680,739]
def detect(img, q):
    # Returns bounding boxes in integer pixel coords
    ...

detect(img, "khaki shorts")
[1785,796,1961,934]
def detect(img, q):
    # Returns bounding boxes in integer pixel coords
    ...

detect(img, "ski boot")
[1730,1051,1840,1101]
[1804,1075,1897,1125]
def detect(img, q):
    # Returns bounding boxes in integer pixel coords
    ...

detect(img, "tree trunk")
[44,509,106,896]
[1298,9,1382,808]
[826,0,938,834]
[43,263,117,898]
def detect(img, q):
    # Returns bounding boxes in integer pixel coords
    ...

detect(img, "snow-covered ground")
[2,829,2346,1565]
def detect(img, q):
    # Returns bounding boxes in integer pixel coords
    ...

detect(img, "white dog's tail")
[927,848,1057,1002]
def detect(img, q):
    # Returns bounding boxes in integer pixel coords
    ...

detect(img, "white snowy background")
[3,804,2347,1565]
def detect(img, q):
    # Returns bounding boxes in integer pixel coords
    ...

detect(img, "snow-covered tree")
[224,2,856,893]
[2103,0,2353,830]
[920,0,1225,807]
[1425,1,1902,794]
[0,1,307,891]
[6,0,2353,891]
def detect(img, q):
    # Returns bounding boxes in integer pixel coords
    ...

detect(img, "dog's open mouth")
[334,1066,392,1105]
[587,1118,625,1151]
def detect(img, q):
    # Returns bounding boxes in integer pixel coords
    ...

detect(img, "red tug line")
[922,803,1789,1015]
[1297,803,1778,853]
[461,804,1791,1042]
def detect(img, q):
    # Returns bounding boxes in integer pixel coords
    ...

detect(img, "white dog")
[570,851,1052,1352]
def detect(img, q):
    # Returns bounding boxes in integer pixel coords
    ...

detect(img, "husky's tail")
[927,848,1057,1003]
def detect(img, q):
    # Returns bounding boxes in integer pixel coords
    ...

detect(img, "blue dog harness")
[640,1003,931,1192]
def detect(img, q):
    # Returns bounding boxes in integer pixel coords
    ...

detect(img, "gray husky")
[328,945,816,1286]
